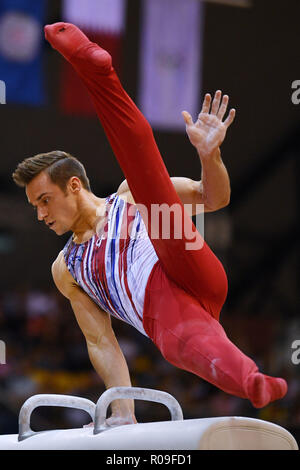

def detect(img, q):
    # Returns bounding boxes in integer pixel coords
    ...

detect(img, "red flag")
[60,0,126,116]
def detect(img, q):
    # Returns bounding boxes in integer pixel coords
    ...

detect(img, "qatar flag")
[60,0,126,116]
[139,0,203,131]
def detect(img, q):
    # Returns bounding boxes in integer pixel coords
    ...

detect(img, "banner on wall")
[139,0,203,131]
[61,0,127,116]
[0,0,47,106]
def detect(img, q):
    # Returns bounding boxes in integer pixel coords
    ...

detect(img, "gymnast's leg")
[143,262,286,408]
[44,23,287,407]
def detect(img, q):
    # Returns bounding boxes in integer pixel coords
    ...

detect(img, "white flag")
[62,0,126,34]
[139,0,203,131]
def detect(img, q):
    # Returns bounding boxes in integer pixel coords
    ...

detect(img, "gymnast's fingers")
[182,111,194,126]
[224,108,236,128]
[217,94,229,121]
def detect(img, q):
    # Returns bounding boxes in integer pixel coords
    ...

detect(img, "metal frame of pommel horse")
[0,386,297,450]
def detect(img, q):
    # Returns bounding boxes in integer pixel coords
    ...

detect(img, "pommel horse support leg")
[0,387,297,450]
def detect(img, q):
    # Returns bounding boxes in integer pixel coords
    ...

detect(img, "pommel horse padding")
[0,387,297,450]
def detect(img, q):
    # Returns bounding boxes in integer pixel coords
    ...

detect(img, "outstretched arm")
[117,91,235,214]
[182,90,235,212]
[52,252,136,427]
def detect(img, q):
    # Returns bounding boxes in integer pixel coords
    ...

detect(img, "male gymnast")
[12,22,287,427]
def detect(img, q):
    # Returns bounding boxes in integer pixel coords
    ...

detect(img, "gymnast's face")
[26,171,81,235]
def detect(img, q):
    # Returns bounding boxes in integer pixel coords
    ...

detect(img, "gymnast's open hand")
[182,90,236,159]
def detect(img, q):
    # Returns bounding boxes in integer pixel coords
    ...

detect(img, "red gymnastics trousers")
[45,23,287,408]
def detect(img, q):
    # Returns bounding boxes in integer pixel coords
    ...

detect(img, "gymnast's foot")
[44,22,112,71]
[245,372,288,408]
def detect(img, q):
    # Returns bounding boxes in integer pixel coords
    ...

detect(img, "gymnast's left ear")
[68,176,82,193]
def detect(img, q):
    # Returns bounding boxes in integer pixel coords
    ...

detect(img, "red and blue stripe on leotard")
[63,193,158,336]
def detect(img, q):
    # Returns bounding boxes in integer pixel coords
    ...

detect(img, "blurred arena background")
[0,0,300,444]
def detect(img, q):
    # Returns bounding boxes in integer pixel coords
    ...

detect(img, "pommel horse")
[0,387,297,450]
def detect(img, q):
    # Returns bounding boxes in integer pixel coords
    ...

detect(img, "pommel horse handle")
[94,386,184,434]
[18,394,96,441]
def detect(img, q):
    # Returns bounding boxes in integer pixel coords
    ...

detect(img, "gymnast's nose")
[37,206,48,222]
